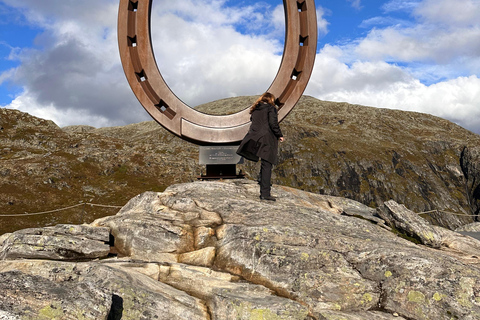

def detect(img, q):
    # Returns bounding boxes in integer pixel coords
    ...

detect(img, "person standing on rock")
[237,92,284,201]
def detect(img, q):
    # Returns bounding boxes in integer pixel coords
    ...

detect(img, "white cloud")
[7,91,117,128]
[272,5,287,37]
[359,16,411,29]
[357,0,480,66]
[316,6,330,36]
[0,68,15,86]
[306,46,480,134]
[307,45,413,95]
[382,0,421,13]
[414,0,480,27]
[0,0,135,128]
[150,4,283,106]
[348,0,363,10]
[154,0,255,27]
[356,24,480,65]
[1,0,118,29]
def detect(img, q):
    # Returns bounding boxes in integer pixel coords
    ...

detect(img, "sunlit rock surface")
[1,180,480,319]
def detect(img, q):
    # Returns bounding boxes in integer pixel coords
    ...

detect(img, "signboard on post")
[199,146,244,179]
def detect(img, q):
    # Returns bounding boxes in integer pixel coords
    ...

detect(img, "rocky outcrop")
[0,224,110,261]
[1,180,480,319]
[379,200,480,262]
[0,259,210,319]
[457,222,480,232]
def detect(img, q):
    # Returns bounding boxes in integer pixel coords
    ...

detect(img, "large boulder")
[0,260,209,319]
[379,200,480,259]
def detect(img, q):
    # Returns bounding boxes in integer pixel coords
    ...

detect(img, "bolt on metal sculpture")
[118,0,317,145]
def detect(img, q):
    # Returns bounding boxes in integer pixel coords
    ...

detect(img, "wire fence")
[0,202,476,218]
[0,202,123,217]
[418,209,478,217]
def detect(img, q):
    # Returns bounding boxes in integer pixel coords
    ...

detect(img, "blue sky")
[0,5,40,104]
[0,0,479,134]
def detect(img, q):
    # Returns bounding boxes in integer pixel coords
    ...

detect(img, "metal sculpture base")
[198,146,245,180]
[200,164,245,180]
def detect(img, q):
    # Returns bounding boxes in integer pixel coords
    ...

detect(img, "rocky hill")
[0,108,200,234]
[1,96,479,235]
[1,180,480,319]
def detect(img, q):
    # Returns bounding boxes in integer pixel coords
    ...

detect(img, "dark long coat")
[236,102,283,164]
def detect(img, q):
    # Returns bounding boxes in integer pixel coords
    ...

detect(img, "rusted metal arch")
[118,0,317,145]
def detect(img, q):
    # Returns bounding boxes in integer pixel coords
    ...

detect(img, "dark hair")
[249,92,276,114]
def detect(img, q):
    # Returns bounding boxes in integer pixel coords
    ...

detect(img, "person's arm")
[268,106,283,139]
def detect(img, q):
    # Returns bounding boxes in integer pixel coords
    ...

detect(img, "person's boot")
[260,195,276,201]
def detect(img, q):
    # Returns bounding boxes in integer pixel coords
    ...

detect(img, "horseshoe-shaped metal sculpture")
[118,0,317,144]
